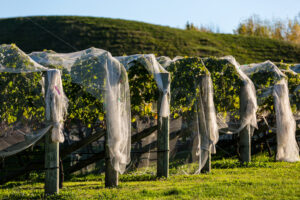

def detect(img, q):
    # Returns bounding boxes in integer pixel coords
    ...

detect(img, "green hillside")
[1,16,300,63]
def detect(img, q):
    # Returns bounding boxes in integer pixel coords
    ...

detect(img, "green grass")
[1,16,300,64]
[1,155,300,200]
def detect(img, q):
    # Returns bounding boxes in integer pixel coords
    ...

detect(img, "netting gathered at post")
[160,57,219,174]
[276,62,300,113]
[0,44,67,159]
[203,56,258,134]
[241,61,300,162]
[45,69,68,143]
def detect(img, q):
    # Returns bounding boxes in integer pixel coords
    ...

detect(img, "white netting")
[0,44,68,158]
[196,75,219,171]
[45,69,68,143]
[203,76,219,153]
[116,54,170,118]
[161,57,218,173]
[30,47,131,173]
[290,64,300,73]
[116,54,170,173]
[157,56,183,68]
[241,61,299,162]
[221,56,258,133]
[0,44,48,73]
[274,79,299,162]
[277,63,300,118]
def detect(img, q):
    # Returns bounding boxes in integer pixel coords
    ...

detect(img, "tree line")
[186,13,300,45]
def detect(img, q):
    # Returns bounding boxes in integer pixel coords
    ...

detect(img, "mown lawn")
[1,155,300,200]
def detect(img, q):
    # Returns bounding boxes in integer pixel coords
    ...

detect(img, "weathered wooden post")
[105,133,118,187]
[239,125,251,162]
[202,150,211,172]
[44,71,60,195]
[157,73,170,178]
[239,85,251,163]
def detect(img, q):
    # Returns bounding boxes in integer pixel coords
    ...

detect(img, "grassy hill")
[1,16,300,64]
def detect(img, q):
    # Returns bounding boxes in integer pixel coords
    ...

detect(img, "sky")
[1,0,300,33]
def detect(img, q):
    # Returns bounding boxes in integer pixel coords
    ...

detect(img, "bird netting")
[157,56,183,69]
[290,64,300,73]
[116,54,170,118]
[0,44,67,159]
[30,47,131,174]
[276,63,300,114]
[164,57,218,174]
[241,61,299,162]
[116,54,170,173]
[203,56,258,134]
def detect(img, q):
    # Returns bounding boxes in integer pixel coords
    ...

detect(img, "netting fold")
[196,75,219,171]
[241,61,299,162]
[201,75,219,153]
[218,56,258,133]
[157,56,183,68]
[290,64,300,73]
[274,79,300,162]
[45,69,68,143]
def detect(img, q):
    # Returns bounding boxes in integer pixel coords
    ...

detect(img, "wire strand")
[26,18,78,52]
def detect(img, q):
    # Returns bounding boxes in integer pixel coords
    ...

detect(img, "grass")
[1,154,300,199]
[1,16,300,64]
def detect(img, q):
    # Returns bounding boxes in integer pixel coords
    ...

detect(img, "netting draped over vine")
[160,57,218,173]
[241,61,299,162]
[0,44,48,73]
[116,54,170,118]
[0,44,68,158]
[157,56,183,69]
[203,56,258,134]
[30,48,131,173]
[276,63,300,115]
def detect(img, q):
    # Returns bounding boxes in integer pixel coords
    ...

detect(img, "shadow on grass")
[120,174,158,182]
[65,183,104,190]
[0,182,23,189]
[163,188,186,196]
[1,193,74,200]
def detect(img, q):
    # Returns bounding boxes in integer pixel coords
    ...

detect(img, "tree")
[234,13,300,45]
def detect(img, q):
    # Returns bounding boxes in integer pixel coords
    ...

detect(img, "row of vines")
[0,44,299,179]
[1,45,299,138]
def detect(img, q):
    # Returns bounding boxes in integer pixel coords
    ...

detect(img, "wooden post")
[202,149,211,172]
[157,73,170,178]
[239,85,251,163]
[59,158,64,189]
[105,132,118,187]
[239,125,251,162]
[0,158,6,182]
[44,71,60,195]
